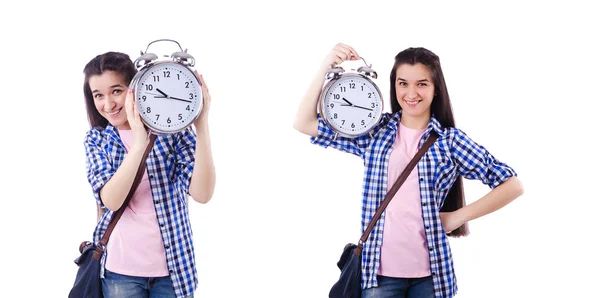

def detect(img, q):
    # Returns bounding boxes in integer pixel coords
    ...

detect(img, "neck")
[400,113,430,130]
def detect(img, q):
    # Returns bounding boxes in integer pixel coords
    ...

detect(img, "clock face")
[322,75,383,137]
[134,62,202,134]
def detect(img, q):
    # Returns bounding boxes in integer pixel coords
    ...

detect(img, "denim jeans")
[102,270,193,298]
[361,275,434,298]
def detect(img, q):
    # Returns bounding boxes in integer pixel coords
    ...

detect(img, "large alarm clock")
[318,58,383,138]
[130,39,203,135]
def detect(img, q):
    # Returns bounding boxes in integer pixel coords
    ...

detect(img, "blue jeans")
[102,270,193,298]
[361,275,434,298]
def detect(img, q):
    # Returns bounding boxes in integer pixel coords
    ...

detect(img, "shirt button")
[429,247,433,251]
[165,245,170,249]
[160,223,164,228]
[420,177,424,181]
[422,202,426,207]
[154,199,159,204]
[425,226,430,230]
[432,271,436,275]
[149,174,154,179]
[169,269,173,274]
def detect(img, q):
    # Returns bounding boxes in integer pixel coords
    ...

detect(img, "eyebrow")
[397,78,431,83]
[92,84,125,93]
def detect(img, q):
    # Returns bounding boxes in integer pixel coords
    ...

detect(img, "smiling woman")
[293,43,524,298]
[77,51,216,298]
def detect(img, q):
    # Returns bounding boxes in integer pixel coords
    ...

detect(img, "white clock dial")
[135,62,202,134]
[322,75,383,137]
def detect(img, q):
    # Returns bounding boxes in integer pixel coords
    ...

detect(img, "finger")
[195,70,208,90]
[125,89,135,119]
[133,99,141,123]
[340,44,360,60]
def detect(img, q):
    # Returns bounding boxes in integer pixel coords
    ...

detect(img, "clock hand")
[168,96,193,103]
[341,97,353,106]
[156,88,169,98]
[351,105,374,111]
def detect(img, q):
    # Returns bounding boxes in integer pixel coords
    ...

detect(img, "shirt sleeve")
[310,114,385,158]
[174,127,196,194]
[450,128,517,188]
[84,129,115,208]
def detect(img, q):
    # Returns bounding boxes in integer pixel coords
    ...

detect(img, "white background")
[1,1,598,297]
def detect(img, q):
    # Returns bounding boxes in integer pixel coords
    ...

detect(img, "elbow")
[509,176,524,198]
[190,191,213,204]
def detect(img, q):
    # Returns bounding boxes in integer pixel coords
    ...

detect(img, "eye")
[398,81,407,86]
[93,93,103,99]
[417,82,429,87]
[112,89,123,95]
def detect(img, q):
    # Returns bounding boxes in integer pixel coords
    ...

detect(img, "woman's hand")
[321,43,360,70]
[440,211,466,234]
[125,88,149,151]
[194,70,211,130]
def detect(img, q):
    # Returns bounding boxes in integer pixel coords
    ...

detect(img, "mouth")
[104,108,122,118]
[404,99,422,108]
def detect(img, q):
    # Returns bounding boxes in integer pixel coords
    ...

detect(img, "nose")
[405,85,418,99]
[104,95,117,111]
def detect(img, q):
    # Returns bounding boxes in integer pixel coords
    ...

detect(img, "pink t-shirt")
[378,122,431,278]
[105,129,169,277]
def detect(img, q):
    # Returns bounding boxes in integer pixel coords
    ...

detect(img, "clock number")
[329,103,334,108]
[361,86,364,91]
[185,82,190,88]
[178,114,183,120]
[368,93,372,98]
[147,107,151,113]
[371,102,375,108]
[146,84,153,91]
[189,93,193,99]
[153,75,160,82]
[163,71,171,78]
[333,113,338,119]
[351,123,355,128]
[186,105,191,111]
[177,74,180,80]
[368,113,372,118]
[333,94,340,100]
[167,117,171,124]
[340,86,346,92]
[142,95,147,102]
[349,83,355,89]
[361,120,365,126]
[341,120,345,125]
[156,114,160,121]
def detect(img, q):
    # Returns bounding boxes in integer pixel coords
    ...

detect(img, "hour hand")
[156,88,169,98]
[342,97,353,106]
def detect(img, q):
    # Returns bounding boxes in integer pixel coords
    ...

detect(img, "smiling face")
[395,63,435,123]
[88,71,130,129]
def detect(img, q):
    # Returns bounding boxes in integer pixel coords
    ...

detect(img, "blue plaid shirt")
[85,124,198,298]
[311,112,516,298]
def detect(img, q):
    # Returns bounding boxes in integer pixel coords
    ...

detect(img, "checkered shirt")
[311,112,516,298]
[84,124,198,298]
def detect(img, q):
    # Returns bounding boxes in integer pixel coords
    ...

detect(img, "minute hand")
[168,96,192,103]
[351,104,373,111]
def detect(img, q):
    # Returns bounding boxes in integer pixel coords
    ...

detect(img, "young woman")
[293,43,524,298]
[83,51,216,298]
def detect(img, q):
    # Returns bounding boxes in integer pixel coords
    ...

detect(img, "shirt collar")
[388,111,445,137]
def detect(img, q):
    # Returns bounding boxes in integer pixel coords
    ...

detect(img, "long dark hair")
[83,52,137,128]
[390,47,468,237]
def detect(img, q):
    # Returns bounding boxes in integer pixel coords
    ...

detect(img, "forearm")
[457,176,524,223]
[189,122,216,203]
[293,64,329,137]
[99,147,147,211]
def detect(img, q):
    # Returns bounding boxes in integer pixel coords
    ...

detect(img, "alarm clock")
[318,58,383,138]
[130,39,203,135]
